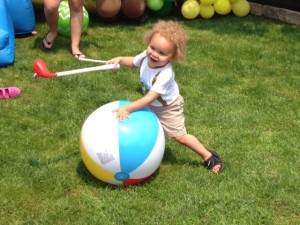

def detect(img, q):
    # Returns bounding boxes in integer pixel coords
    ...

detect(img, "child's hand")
[107,57,121,67]
[112,107,131,122]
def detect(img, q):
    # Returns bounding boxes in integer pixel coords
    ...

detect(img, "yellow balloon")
[199,4,215,19]
[181,0,200,19]
[229,0,239,3]
[214,0,231,15]
[200,0,216,5]
[232,0,250,17]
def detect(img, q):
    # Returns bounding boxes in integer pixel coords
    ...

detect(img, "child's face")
[146,33,175,69]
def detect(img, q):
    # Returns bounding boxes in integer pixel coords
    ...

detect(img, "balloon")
[58,2,89,37]
[151,1,173,17]
[147,0,164,11]
[121,0,145,19]
[181,0,200,19]
[232,0,250,17]
[214,0,231,15]
[199,4,215,19]
[96,0,121,19]
[201,0,216,6]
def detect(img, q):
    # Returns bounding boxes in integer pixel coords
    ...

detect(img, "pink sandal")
[0,87,21,99]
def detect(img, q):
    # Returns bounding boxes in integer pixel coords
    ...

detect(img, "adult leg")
[69,0,85,57]
[43,0,60,49]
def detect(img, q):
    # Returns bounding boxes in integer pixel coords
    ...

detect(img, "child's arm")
[114,90,160,122]
[106,56,136,68]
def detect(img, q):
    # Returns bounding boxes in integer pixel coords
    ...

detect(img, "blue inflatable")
[0,0,35,67]
[0,0,15,67]
[6,0,36,36]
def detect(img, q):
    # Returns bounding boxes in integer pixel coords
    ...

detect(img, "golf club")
[33,58,119,78]
[78,58,107,63]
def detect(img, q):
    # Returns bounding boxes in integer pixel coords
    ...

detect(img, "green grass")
[1,7,299,225]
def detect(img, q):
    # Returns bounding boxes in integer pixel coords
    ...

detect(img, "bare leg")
[69,0,85,57]
[174,134,222,173]
[43,0,60,48]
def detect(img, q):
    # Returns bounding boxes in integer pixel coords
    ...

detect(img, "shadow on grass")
[163,147,203,167]
[32,30,107,56]
[76,159,162,189]
[75,145,202,189]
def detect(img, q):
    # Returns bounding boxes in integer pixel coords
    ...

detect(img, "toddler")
[107,21,224,174]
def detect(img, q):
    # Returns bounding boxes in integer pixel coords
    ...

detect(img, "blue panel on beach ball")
[118,100,159,173]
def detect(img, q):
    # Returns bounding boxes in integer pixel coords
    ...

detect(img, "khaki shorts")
[149,95,187,137]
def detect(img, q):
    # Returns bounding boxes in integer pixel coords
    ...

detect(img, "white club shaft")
[79,58,107,63]
[56,64,119,77]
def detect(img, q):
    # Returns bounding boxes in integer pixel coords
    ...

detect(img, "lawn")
[0,6,299,225]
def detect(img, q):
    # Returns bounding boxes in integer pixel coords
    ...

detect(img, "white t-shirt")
[133,51,179,107]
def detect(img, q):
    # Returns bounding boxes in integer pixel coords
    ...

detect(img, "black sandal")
[204,150,224,173]
[42,32,55,50]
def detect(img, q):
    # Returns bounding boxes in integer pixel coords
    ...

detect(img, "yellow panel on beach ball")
[80,135,115,181]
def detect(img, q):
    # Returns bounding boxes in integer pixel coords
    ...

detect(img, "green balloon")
[58,1,89,37]
[147,0,164,11]
[151,2,173,17]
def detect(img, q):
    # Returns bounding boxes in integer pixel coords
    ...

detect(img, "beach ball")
[80,100,165,186]
[181,0,200,19]
[199,4,215,19]
[58,1,89,37]
[231,0,250,17]
[214,0,231,15]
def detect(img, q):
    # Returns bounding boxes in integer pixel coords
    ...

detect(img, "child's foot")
[0,87,21,98]
[72,53,86,59]
[204,150,224,174]
[42,31,57,50]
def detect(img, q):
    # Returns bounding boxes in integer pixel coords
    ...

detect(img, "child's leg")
[43,0,60,41]
[150,96,223,173]
[69,0,84,56]
[174,134,223,174]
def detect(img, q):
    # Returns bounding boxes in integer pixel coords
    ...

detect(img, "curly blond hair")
[144,20,188,62]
